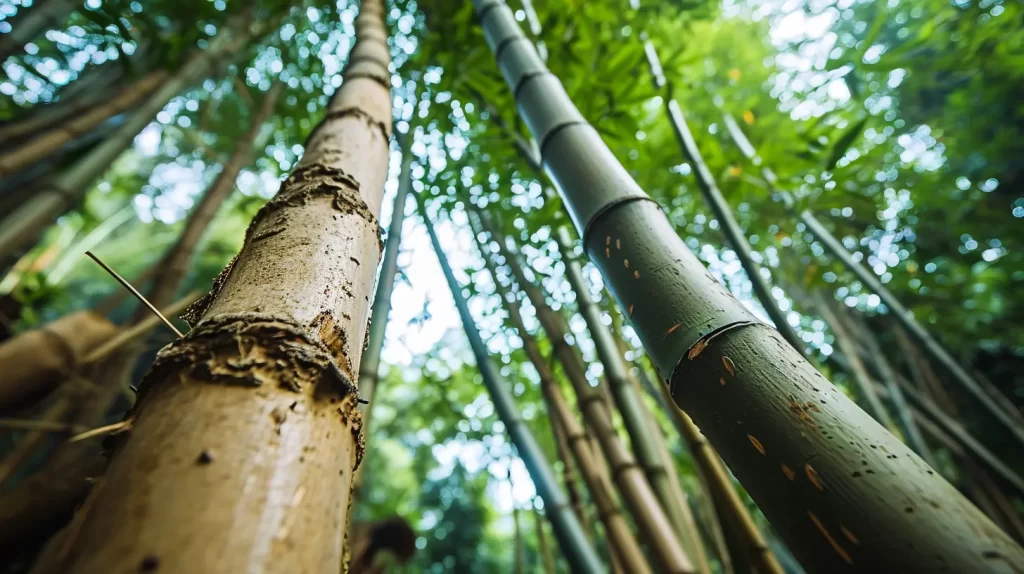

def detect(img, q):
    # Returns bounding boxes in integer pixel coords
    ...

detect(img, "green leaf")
[824,117,869,171]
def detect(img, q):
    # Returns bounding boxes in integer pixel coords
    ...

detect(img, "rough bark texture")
[0,71,169,176]
[419,196,605,573]
[481,216,694,574]
[0,310,115,411]
[32,2,392,571]
[472,1,1024,569]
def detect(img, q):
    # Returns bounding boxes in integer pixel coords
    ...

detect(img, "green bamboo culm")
[0,16,252,261]
[417,193,605,574]
[359,132,415,420]
[720,112,1024,451]
[638,37,805,356]
[471,0,1024,570]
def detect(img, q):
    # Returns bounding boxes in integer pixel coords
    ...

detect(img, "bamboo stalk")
[419,194,605,573]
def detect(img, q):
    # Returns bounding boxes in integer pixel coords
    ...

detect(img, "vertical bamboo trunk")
[892,324,960,416]
[720,113,1024,447]
[357,134,414,428]
[640,41,805,354]
[0,17,251,262]
[472,1,1024,569]
[479,214,694,574]
[556,227,711,573]
[418,195,605,574]
[32,3,392,571]
[549,390,591,534]
[469,211,653,574]
[536,507,557,574]
[0,0,77,63]
[812,293,895,431]
[514,505,525,574]
[0,71,170,176]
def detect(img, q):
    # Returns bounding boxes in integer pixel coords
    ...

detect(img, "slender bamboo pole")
[0,71,170,176]
[721,112,1024,447]
[640,41,804,353]
[536,506,557,574]
[0,16,252,261]
[557,227,712,573]
[471,0,1024,568]
[418,194,605,574]
[470,210,653,574]
[477,211,695,573]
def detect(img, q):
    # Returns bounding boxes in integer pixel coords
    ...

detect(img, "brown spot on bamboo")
[841,525,860,545]
[808,511,853,564]
[719,377,727,386]
[805,463,824,491]
[623,259,630,268]
[605,247,610,258]
[606,236,611,245]
[747,434,765,455]
[615,238,620,249]
[633,270,640,279]
[688,338,709,358]
[781,464,795,480]
[662,323,682,339]
[628,304,634,316]
[722,355,736,375]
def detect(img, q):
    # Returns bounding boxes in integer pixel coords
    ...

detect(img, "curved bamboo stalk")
[471,0,1024,569]
[720,112,1024,449]
[419,195,605,574]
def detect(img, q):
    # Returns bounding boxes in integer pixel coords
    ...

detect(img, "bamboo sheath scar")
[32,2,393,572]
[471,0,1024,570]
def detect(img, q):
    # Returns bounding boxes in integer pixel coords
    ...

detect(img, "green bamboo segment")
[418,194,606,574]
[721,112,1024,449]
[556,227,712,574]
[358,133,415,418]
[0,19,251,262]
[640,41,805,354]
[472,0,1024,569]
[470,210,654,574]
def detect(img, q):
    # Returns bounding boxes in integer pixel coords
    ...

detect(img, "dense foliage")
[0,0,1020,570]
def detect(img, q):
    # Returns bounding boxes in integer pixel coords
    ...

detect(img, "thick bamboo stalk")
[33,3,393,571]
[419,195,605,574]
[556,227,711,573]
[0,0,77,63]
[0,71,169,176]
[479,214,694,573]
[720,113,1024,447]
[472,1,1024,568]
[470,211,652,574]
[641,43,804,354]
[0,18,251,262]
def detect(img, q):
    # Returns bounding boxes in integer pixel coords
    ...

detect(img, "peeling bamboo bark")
[0,71,169,176]
[470,213,652,574]
[720,113,1024,448]
[478,213,694,573]
[472,1,1024,569]
[33,3,393,571]
[419,196,605,573]
[0,18,251,262]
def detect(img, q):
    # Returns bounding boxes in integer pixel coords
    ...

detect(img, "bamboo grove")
[0,0,1021,571]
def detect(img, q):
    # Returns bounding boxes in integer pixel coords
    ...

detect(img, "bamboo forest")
[0,0,1021,571]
